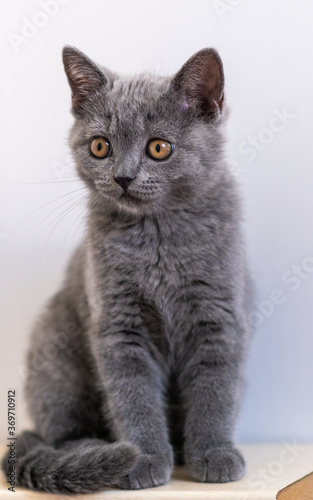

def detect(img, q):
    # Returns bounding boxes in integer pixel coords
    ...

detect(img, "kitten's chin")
[116,192,152,215]
[95,188,163,216]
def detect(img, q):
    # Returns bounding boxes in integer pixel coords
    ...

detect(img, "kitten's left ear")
[62,46,108,115]
[171,48,224,118]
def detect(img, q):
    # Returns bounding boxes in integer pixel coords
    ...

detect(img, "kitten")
[2,46,252,493]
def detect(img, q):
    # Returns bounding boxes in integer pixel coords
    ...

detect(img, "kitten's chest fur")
[86,209,219,327]
[104,212,208,296]
[113,216,193,294]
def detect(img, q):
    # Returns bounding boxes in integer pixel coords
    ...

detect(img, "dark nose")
[114,176,134,191]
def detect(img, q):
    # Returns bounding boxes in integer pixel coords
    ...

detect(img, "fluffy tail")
[1,431,139,493]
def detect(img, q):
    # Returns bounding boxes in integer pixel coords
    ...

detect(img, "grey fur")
[2,47,252,492]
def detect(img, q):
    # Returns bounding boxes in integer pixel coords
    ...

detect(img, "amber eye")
[147,139,173,160]
[90,137,111,159]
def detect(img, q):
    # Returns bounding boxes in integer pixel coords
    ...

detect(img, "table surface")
[1,443,312,499]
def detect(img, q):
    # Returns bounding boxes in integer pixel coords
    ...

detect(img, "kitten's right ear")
[171,48,224,119]
[62,46,108,115]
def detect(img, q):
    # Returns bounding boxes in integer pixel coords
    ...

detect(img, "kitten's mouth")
[120,191,142,203]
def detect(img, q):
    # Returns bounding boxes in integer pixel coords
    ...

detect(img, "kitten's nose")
[114,176,134,191]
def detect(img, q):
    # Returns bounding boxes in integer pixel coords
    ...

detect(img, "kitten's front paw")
[116,451,173,489]
[187,446,245,483]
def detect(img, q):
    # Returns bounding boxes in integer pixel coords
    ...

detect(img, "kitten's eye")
[147,139,173,160]
[90,137,111,159]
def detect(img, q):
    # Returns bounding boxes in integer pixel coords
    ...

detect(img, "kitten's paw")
[116,451,173,489]
[187,446,245,483]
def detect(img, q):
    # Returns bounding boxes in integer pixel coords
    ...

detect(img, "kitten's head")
[63,46,226,216]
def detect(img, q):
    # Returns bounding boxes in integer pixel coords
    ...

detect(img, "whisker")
[34,194,87,248]
[38,194,88,260]
[31,191,88,243]
[62,202,89,249]
[9,187,88,242]
[74,205,93,247]
[72,195,98,245]
[3,179,81,184]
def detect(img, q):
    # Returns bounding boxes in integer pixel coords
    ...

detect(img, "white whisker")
[37,194,88,259]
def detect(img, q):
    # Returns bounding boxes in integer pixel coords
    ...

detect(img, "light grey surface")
[1,444,313,498]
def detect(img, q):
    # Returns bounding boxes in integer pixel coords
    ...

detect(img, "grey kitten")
[2,46,252,493]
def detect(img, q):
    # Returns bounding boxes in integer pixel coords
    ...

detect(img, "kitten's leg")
[175,304,248,483]
[4,290,139,493]
[91,291,173,489]
[25,291,107,446]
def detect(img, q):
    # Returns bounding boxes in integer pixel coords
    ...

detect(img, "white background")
[1,0,312,445]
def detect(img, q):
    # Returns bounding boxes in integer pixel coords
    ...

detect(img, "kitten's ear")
[171,48,224,118]
[62,46,108,114]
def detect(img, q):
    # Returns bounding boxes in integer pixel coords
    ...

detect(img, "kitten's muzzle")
[114,176,135,191]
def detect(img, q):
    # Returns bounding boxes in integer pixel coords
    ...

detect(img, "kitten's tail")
[1,431,139,493]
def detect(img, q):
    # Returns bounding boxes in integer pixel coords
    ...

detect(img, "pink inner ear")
[173,48,224,117]
[180,93,190,112]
